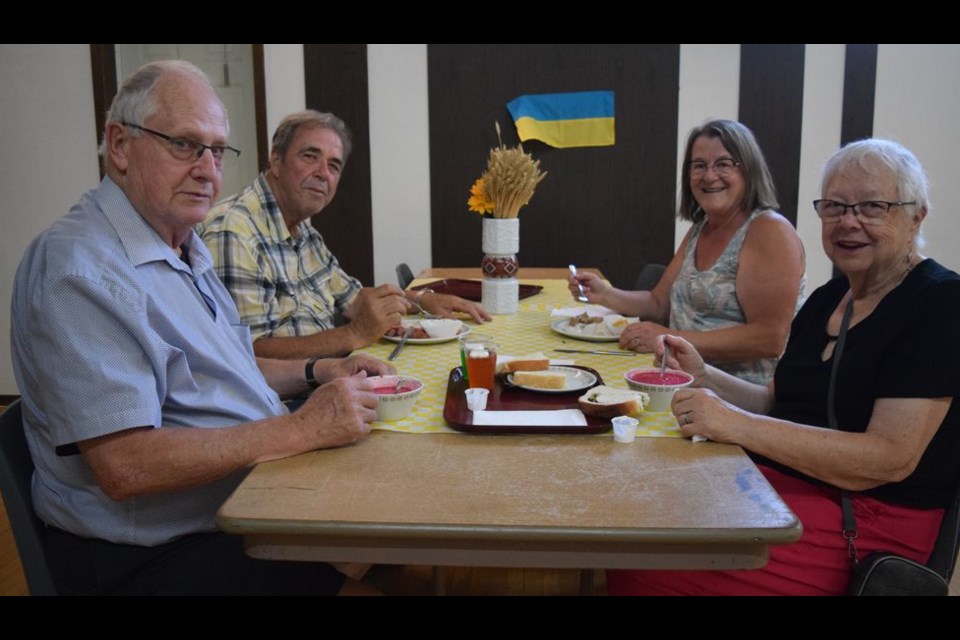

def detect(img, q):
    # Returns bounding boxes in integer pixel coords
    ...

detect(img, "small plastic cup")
[465,387,489,411]
[612,416,639,443]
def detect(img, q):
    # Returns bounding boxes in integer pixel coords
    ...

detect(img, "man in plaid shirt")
[201,111,489,359]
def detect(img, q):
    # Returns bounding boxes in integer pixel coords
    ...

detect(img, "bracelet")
[304,356,322,389]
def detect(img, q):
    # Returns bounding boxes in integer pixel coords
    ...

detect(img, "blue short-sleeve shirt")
[11,178,285,546]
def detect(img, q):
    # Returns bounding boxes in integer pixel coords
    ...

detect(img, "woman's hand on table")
[671,387,750,444]
[619,321,668,352]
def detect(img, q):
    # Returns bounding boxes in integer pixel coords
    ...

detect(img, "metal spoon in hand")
[569,264,589,302]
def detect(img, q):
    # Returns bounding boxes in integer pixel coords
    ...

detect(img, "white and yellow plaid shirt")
[199,174,362,341]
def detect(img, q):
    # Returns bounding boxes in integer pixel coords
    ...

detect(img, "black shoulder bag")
[828,296,949,596]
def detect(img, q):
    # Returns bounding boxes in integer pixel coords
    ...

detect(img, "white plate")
[382,319,471,345]
[506,366,598,394]
[550,318,618,343]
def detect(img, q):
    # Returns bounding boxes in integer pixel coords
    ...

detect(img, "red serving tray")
[411,279,543,302]
[443,366,610,435]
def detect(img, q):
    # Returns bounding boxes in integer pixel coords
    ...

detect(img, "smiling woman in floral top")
[569,119,805,385]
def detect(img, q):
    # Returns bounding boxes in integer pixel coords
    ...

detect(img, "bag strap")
[826,295,859,567]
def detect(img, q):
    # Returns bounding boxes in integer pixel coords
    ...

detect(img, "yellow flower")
[468,124,547,218]
[467,177,495,215]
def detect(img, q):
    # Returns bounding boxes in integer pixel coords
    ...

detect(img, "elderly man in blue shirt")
[10,60,391,596]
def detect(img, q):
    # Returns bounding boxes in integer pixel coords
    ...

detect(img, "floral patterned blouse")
[669,209,805,385]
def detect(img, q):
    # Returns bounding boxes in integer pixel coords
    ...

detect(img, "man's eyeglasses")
[689,158,740,178]
[122,122,240,167]
[813,199,916,224]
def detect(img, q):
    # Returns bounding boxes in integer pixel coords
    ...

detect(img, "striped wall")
[2,44,960,394]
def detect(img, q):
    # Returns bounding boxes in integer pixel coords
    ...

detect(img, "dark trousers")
[46,526,346,596]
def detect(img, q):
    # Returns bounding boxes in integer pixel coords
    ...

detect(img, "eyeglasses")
[812,199,916,224]
[689,158,740,177]
[122,122,240,167]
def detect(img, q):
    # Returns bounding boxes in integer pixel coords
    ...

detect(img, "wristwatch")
[305,356,322,389]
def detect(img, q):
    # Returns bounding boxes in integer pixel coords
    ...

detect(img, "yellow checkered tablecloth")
[357,278,682,438]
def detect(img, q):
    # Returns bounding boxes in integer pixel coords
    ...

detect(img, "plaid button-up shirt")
[199,174,362,341]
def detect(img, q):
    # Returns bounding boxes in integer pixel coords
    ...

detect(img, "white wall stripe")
[799,44,846,290]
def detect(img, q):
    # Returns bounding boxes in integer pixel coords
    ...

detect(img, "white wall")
[799,44,846,289]
[875,44,960,274]
[0,45,100,395]
[3,44,960,394]
[676,44,740,249]
[367,44,432,286]
[262,44,305,139]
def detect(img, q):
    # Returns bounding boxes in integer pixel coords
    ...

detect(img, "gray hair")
[98,60,224,162]
[271,110,353,163]
[678,119,779,223]
[821,138,931,215]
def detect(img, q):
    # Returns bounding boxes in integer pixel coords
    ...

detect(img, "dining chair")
[633,263,666,291]
[0,400,58,595]
[927,474,960,583]
[396,263,415,290]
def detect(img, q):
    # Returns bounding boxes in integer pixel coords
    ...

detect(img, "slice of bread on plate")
[497,353,550,374]
[513,370,567,389]
[578,386,649,418]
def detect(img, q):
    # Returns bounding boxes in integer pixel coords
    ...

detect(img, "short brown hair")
[271,110,352,163]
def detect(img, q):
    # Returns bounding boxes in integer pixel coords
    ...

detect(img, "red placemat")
[411,279,543,302]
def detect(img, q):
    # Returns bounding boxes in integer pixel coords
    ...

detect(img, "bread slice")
[497,353,550,374]
[513,370,567,389]
[578,386,649,418]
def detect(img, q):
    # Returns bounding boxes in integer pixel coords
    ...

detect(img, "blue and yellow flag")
[506,91,615,148]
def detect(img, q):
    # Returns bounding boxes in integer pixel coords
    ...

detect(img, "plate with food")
[551,313,638,342]
[505,366,598,394]
[551,313,618,342]
[383,318,470,345]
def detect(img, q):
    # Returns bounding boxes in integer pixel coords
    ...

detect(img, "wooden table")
[218,431,800,569]
[217,268,801,572]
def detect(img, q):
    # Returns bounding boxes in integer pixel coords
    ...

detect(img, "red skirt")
[607,465,944,596]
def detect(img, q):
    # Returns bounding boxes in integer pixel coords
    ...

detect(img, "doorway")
[92,44,266,201]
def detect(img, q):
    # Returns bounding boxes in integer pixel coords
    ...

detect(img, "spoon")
[660,343,670,379]
[569,264,589,302]
[407,297,440,319]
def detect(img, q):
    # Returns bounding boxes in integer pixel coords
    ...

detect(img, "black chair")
[928,478,960,582]
[0,400,57,595]
[633,263,666,291]
[396,263,415,290]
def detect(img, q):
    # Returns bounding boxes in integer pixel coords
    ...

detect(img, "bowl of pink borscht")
[368,376,424,422]
[623,368,693,412]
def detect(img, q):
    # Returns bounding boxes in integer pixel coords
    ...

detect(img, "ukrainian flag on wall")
[506,90,615,149]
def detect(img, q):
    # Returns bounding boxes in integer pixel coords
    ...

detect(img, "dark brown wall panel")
[303,44,374,285]
[428,44,680,289]
[739,44,805,227]
[842,44,877,145]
